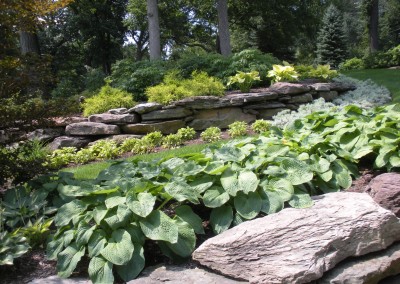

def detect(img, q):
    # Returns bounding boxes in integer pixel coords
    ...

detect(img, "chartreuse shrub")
[339,58,365,71]
[177,127,196,141]
[267,62,299,83]
[162,134,184,149]
[296,64,338,81]
[200,127,222,143]
[228,121,248,138]
[82,84,136,117]
[251,120,271,134]
[227,71,261,92]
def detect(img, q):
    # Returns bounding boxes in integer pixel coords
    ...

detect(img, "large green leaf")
[288,189,314,208]
[269,179,294,201]
[139,210,178,243]
[93,205,108,225]
[100,229,134,266]
[54,200,88,227]
[220,168,239,196]
[238,171,259,193]
[259,190,284,214]
[280,158,313,185]
[76,222,96,247]
[105,196,126,209]
[57,243,85,278]
[210,205,233,234]
[332,161,352,189]
[234,191,262,219]
[214,146,245,162]
[104,204,132,230]
[161,219,196,258]
[88,230,107,258]
[126,223,146,245]
[88,256,114,284]
[127,192,156,217]
[175,205,204,234]
[116,243,145,282]
[164,179,199,204]
[202,186,230,208]
[204,161,229,175]
[189,176,214,194]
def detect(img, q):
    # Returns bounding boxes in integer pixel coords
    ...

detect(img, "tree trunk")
[19,31,40,55]
[369,0,379,52]
[147,0,161,60]
[217,0,231,56]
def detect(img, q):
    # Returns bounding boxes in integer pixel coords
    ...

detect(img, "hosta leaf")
[104,204,132,230]
[204,161,229,175]
[55,200,88,227]
[210,205,233,234]
[175,205,204,234]
[310,155,330,173]
[46,237,64,260]
[139,210,178,243]
[233,212,245,226]
[161,158,185,172]
[332,162,352,189]
[220,168,239,196]
[353,146,374,159]
[76,223,96,247]
[234,191,262,219]
[105,196,126,209]
[116,244,145,282]
[288,189,314,208]
[88,256,114,284]
[174,161,204,176]
[162,219,196,258]
[126,223,145,245]
[202,186,230,208]
[214,146,245,162]
[390,155,400,168]
[100,229,134,265]
[127,192,156,217]
[280,158,313,185]
[93,205,108,225]
[88,230,107,258]
[269,179,294,202]
[238,171,259,193]
[57,243,85,278]
[259,190,284,214]
[164,179,199,204]
[189,176,214,194]
[318,170,333,182]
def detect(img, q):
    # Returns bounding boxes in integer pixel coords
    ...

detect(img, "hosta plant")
[227,71,261,92]
[0,229,30,265]
[142,131,163,147]
[162,134,183,149]
[267,62,299,83]
[228,121,248,138]
[177,127,196,141]
[251,119,271,134]
[200,127,222,143]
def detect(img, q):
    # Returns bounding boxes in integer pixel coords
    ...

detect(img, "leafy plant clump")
[251,120,271,134]
[162,134,184,149]
[228,121,248,138]
[0,230,30,265]
[339,58,365,71]
[200,127,222,143]
[82,84,136,117]
[177,127,196,141]
[227,71,261,92]
[267,62,299,83]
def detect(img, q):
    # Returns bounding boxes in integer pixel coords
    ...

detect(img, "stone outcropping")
[193,192,400,284]
[66,122,120,136]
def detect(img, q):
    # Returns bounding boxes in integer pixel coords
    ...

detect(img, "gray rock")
[318,242,400,284]
[128,264,245,284]
[121,120,185,135]
[108,108,128,114]
[188,108,256,130]
[26,128,64,143]
[318,91,339,102]
[243,102,286,110]
[257,108,287,119]
[193,192,400,284]
[88,113,140,125]
[142,107,193,121]
[29,276,89,284]
[48,136,93,150]
[65,122,120,136]
[329,82,357,92]
[311,83,332,91]
[173,96,227,109]
[51,116,88,127]
[288,93,313,104]
[368,173,400,217]
[270,82,311,95]
[128,102,163,114]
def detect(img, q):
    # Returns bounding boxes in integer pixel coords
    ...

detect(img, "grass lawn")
[342,69,400,103]
[62,142,219,180]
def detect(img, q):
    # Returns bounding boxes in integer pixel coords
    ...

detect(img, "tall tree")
[217,0,231,56]
[125,0,149,61]
[366,0,380,52]
[147,0,161,60]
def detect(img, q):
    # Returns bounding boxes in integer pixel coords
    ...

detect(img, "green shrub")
[82,84,136,117]
[181,71,225,97]
[177,127,196,141]
[0,230,30,265]
[74,148,95,164]
[142,131,163,147]
[307,65,338,81]
[339,58,364,71]
[388,44,400,65]
[162,134,183,149]
[19,218,53,248]
[228,121,248,138]
[88,140,121,160]
[84,67,106,92]
[120,138,142,153]
[251,119,271,134]
[227,71,261,92]
[46,147,77,169]
[200,127,222,143]
[267,62,299,83]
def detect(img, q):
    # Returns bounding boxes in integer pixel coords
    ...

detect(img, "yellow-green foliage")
[146,71,224,105]
[82,84,135,117]
[267,62,299,83]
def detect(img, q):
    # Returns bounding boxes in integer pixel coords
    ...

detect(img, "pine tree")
[316,5,348,68]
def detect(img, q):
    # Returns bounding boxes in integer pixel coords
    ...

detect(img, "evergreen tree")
[316,4,348,67]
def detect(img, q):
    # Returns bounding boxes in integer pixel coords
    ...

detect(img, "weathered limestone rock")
[311,83,331,91]
[193,192,400,284]
[189,108,256,130]
[329,82,357,92]
[368,173,400,217]
[26,128,64,143]
[243,102,286,110]
[108,108,128,114]
[318,91,339,102]
[121,120,185,135]
[128,264,244,284]
[288,93,313,104]
[142,107,193,121]
[88,113,140,124]
[51,116,88,127]
[270,82,311,95]
[128,102,163,114]
[318,242,400,284]
[173,96,227,109]
[66,122,120,136]
[48,136,93,150]
[257,108,287,119]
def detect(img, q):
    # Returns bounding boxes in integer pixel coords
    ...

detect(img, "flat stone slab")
[270,82,311,94]
[65,122,120,136]
[48,136,93,150]
[108,107,128,114]
[88,113,140,124]
[26,128,64,143]
[142,107,193,121]
[128,102,163,114]
[121,120,185,135]
[51,116,88,127]
[288,93,313,104]
[193,192,400,284]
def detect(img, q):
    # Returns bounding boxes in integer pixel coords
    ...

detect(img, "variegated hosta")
[47,103,400,283]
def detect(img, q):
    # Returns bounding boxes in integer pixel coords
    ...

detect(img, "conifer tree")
[316,5,347,68]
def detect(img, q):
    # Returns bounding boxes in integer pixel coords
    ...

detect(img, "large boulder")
[128,102,163,114]
[65,122,120,136]
[88,113,140,124]
[108,108,128,114]
[51,116,88,127]
[121,120,185,135]
[142,107,193,121]
[368,173,400,217]
[48,136,93,150]
[270,82,311,95]
[288,93,313,104]
[193,192,400,284]
[188,108,256,130]
[26,128,64,143]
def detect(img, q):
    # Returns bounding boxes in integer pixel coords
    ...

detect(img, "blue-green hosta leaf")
[238,171,259,193]
[104,204,132,230]
[220,168,239,196]
[280,158,313,185]
[297,152,309,161]
[162,218,196,258]
[210,205,233,234]
[269,179,294,201]
[234,191,262,219]
[57,243,85,278]
[174,161,204,176]
[116,243,145,282]
[259,189,284,214]
[214,146,245,162]
[88,230,107,258]
[175,205,204,234]
[339,129,361,151]
[288,189,314,208]
[262,145,290,159]
[189,176,214,194]
[93,205,108,225]
[76,222,96,247]
[88,256,114,284]
[310,155,330,173]
[318,170,333,182]
[127,192,156,217]
[353,146,374,159]
[138,161,161,179]
[54,200,88,227]
[161,158,185,172]
[57,184,87,197]
[202,186,230,208]
[390,155,400,168]
[126,223,145,245]
[164,179,199,204]
[100,229,134,265]
[47,237,64,260]
[375,145,396,169]
[139,210,178,243]
[331,162,352,189]
[233,212,245,226]
[105,196,126,209]
[204,161,229,175]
